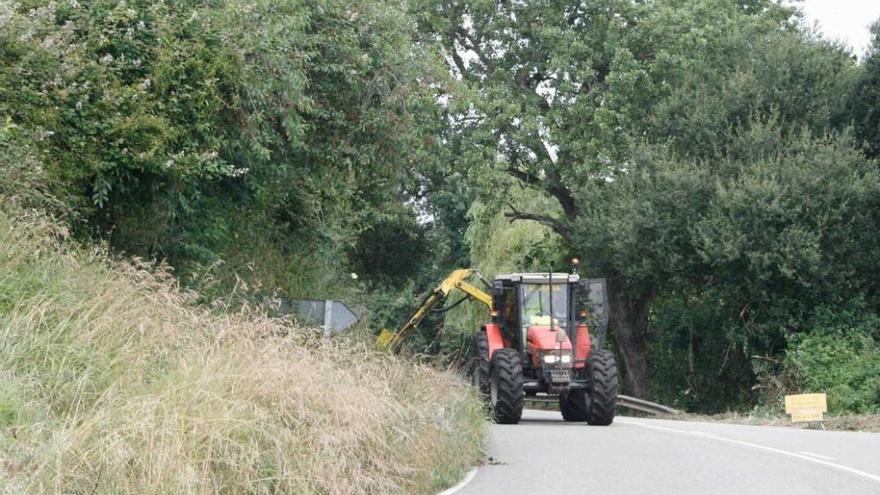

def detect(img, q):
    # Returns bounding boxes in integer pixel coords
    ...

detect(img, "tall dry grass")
[0,206,485,494]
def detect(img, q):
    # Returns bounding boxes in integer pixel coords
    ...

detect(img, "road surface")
[457,409,880,495]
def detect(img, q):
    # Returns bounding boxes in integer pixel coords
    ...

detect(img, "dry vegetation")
[0,205,485,494]
[526,398,880,432]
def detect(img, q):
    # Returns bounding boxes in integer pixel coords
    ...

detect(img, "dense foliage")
[0,0,440,300]
[2,0,880,415]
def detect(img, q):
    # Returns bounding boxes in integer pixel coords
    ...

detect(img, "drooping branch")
[504,202,574,244]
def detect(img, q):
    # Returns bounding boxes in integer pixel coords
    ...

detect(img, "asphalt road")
[457,409,880,495]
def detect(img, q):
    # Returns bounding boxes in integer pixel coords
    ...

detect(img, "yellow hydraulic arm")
[377,269,493,352]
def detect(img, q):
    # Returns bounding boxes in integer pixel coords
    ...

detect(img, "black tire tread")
[490,349,524,424]
[559,391,589,421]
[586,349,618,425]
[474,331,490,398]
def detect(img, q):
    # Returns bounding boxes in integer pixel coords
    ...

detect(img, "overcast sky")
[798,0,880,56]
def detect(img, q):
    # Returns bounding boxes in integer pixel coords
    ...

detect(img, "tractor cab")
[490,273,600,381]
[493,274,577,370]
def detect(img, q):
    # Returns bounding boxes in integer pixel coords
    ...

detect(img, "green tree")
[1,0,442,297]
[851,20,880,158]
[603,128,880,409]
[418,0,860,397]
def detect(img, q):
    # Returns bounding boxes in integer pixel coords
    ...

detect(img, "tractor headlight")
[542,354,572,364]
[542,354,560,364]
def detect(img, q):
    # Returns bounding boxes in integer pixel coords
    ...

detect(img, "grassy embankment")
[0,206,485,494]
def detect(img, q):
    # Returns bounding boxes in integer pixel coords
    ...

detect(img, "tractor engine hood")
[527,325,572,352]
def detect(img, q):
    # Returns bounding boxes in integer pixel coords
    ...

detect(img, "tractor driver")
[520,284,566,347]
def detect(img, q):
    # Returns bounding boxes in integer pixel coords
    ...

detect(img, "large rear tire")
[489,349,523,424]
[585,349,618,426]
[473,331,490,400]
[559,391,588,422]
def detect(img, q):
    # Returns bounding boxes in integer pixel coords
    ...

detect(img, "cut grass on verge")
[660,411,880,432]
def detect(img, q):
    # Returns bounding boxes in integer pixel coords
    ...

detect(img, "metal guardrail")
[617,394,680,415]
[524,394,680,416]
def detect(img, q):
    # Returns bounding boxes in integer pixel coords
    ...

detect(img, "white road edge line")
[621,419,880,484]
[798,451,836,461]
[437,467,479,495]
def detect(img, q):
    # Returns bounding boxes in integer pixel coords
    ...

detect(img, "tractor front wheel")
[585,349,618,426]
[559,391,588,422]
[489,349,524,424]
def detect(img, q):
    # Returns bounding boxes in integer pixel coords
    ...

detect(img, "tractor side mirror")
[579,278,609,346]
[492,280,505,314]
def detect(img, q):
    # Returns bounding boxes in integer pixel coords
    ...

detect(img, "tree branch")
[505,166,538,185]
[506,166,580,220]
[455,27,495,73]
[515,70,552,113]
[504,202,574,244]
[444,31,471,81]
[544,168,580,219]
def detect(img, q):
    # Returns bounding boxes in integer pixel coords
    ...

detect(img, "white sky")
[797,0,880,56]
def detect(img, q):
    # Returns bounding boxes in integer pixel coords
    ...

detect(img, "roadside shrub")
[783,308,880,414]
[647,294,756,414]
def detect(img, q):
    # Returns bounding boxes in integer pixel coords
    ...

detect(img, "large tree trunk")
[607,278,651,399]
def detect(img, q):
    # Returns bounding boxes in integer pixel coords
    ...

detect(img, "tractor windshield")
[520,283,569,333]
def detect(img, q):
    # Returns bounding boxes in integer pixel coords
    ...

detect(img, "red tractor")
[378,266,618,425]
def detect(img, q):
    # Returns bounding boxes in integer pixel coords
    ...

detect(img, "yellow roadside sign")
[784,393,827,423]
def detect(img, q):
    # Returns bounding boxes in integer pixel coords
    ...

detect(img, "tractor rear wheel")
[473,331,490,399]
[489,349,523,424]
[585,349,618,426]
[559,391,588,422]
